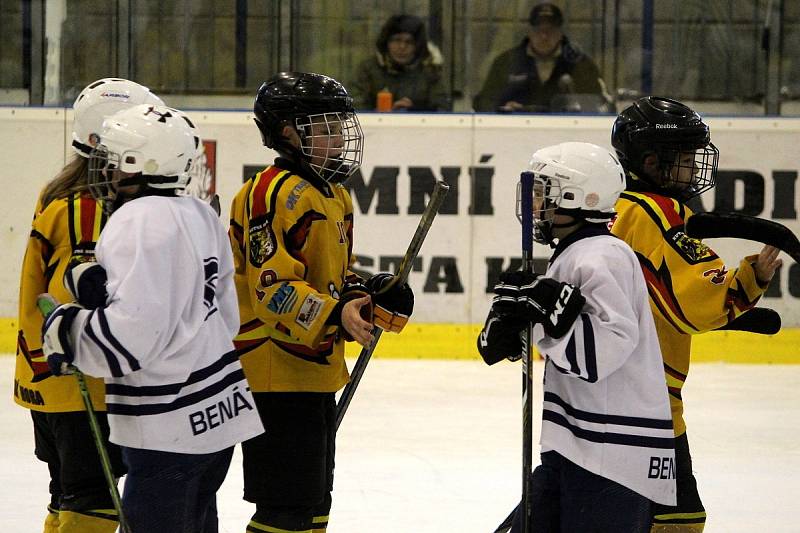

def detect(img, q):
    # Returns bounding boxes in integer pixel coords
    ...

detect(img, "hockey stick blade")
[716,307,781,335]
[685,213,800,263]
[335,180,450,430]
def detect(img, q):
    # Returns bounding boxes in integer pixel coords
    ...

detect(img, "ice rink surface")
[2,356,799,532]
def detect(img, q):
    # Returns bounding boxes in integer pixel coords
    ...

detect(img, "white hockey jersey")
[534,227,676,505]
[68,195,264,454]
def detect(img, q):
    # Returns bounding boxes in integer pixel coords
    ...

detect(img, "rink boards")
[1,109,798,361]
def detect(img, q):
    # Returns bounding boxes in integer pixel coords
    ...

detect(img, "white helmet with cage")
[71,78,164,157]
[88,104,201,209]
[518,141,625,243]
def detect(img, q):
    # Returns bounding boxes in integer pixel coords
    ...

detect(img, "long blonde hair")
[39,155,90,210]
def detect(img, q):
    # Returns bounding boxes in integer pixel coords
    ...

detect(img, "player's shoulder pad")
[618,191,686,233]
[248,167,305,220]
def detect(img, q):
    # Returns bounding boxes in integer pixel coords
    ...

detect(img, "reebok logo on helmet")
[100,91,131,100]
[655,123,678,129]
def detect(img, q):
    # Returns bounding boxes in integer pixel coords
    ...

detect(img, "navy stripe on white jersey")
[544,392,673,430]
[542,409,675,449]
[543,390,674,449]
[105,351,245,411]
[557,314,598,382]
[106,368,248,416]
[106,350,239,397]
[84,308,141,377]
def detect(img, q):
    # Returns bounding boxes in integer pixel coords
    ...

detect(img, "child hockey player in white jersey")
[41,103,264,533]
[478,142,676,532]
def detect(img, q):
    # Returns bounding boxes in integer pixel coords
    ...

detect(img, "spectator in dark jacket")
[474,3,606,112]
[351,14,450,111]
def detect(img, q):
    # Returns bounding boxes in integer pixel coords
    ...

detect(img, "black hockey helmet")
[254,72,363,183]
[611,96,719,200]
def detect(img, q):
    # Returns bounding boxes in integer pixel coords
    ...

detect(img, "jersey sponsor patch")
[248,216,276,267]
[267,282,299,314]
[296,294,324,330]
[285,180,311,210]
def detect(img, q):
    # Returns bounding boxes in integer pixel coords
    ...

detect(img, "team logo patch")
[285,180,311,210]
[267,282,299,314]
[671,231,712,262]
[249,217,276,267]
[296,294,325,330]
[585,192,600,208]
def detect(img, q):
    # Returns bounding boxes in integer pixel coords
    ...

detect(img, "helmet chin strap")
[540,216,585,247]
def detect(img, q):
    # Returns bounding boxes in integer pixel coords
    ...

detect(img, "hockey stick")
[685,212,800,264]
[37,294,130,533]
[519,171,535,533]
[335,180,450,431]
[716,306,781,334]
[492,172,538,533]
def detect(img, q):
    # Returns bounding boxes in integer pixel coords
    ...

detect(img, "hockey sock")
[651,519,706,533]
[43,505,60,533]
[247,518,313,532]
[311,512,329,532]
[58,509,118,533]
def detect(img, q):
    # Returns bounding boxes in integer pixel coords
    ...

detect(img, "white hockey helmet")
[71,78,164,157]
[88,104,201,208]
[517,141,625,243]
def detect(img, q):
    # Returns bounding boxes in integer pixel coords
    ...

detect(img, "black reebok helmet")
[611,96,719,201]
[254,72,363,183]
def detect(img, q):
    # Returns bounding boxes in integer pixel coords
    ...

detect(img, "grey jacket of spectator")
[350,44,450,112]
[473,36,603,112]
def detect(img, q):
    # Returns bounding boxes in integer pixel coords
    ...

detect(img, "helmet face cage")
[516,172,562,244]
[652,141,719,200]
[295,111,363,183]
[87,144,120,209]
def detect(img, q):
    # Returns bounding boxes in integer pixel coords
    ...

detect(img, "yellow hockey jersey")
[15,194,108,412]
[610,189,766,436]
[229,163,356,392]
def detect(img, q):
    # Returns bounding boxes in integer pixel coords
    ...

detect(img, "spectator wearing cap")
[350,14,450,111]
[474,2,605,112]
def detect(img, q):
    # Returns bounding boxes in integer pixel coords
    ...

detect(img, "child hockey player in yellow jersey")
[229,72,414,533]
[610,96,783,532]
[15,78,162,533]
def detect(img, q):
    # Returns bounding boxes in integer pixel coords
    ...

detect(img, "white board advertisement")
[1,110,798,327]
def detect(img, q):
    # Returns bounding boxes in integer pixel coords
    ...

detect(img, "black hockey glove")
[476,310,527,366]
[364,273,414,333]
[41,303,83,376]
[491,270,540,318]
[492,270,586,339]
[64,261,108,309]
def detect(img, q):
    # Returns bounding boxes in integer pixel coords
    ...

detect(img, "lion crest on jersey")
[249,217,276,266]
[671,231,713,263]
